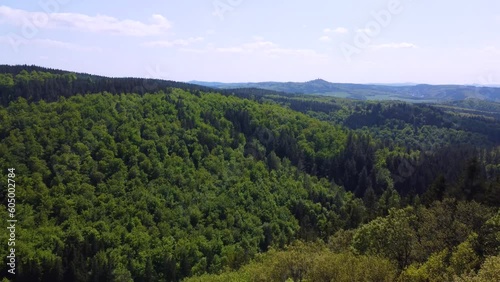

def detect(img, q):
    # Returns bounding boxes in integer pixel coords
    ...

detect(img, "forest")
[0,66,499,281]
[190,78,500,102]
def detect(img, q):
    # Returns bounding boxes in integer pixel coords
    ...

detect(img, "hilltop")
[190,78,500,103]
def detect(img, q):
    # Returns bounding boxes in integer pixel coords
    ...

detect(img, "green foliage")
[0,73,14,87]
[0,90,360,281]
[1,67,500,281]
[472,256,500,281]
[399,233,481,281]
[449,233,480,276]
[352,207,417,268]
[186,241,397,282]
[480,210,500,256]
[400,249,452,282]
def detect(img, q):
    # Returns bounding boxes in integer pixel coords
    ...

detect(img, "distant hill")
[2,65,499,104]
[190,79,500,102]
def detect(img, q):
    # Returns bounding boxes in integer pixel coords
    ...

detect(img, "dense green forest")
[0,66,499,281]
[0,65,283,107]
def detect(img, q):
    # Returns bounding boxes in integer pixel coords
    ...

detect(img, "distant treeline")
[0,65,287,106]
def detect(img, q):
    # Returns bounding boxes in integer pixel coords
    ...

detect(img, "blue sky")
[1,0,499,84]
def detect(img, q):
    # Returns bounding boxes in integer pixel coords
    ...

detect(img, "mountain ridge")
[189,79,500,102]
[2,64,499,103]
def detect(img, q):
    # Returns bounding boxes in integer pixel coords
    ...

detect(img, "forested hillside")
[0,65,283,107]
[267,95,500,150]
[190,79,500,102]
[0,66,499,281]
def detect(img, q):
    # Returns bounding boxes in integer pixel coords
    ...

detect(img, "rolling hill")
[1,65,500,281]
[190,79,500,102]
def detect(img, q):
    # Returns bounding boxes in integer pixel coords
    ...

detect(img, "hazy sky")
[1,0,499,84]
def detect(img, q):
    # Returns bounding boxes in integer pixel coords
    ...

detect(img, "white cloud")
[266,48,321,57]
[481,46,500,54]
[320,27,349,42]
[242,40,277,49]
[356,28,372,33]
[179,48,209,54]
[216,47,245,53]
[216,39,276,53]
[215,38,326,58]
[35,39,102,51]
[474,72,499,86]
[324,27,349,34]
[373,42,418,49]
[333,27,349,34]
[0,36,101,51]
[142,37,204,48]
[0,5,171,36]
[319,36,332,42]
